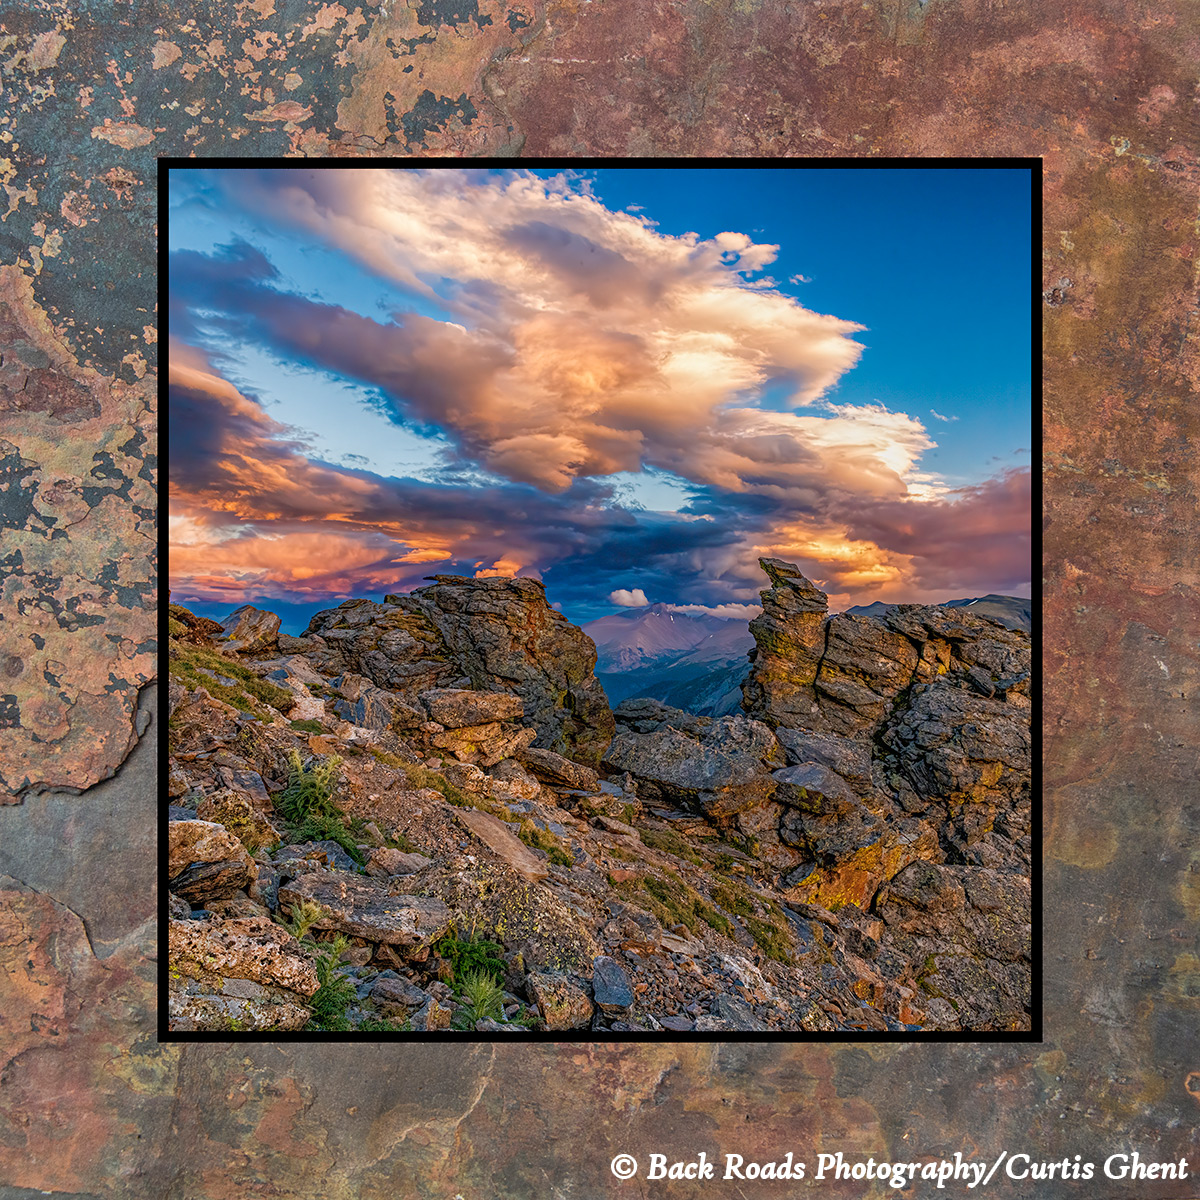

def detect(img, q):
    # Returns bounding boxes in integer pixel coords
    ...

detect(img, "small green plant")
[622,803,636,825]
[306,934,356,1031]
[289,718,325,733]
[451,968,505,1028]
[435,924,505,985]
[275,750,364,866]
[282,898,328,941]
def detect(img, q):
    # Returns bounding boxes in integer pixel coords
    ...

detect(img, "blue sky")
[168,167,1032,632]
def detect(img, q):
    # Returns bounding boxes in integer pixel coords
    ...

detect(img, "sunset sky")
[167,167,1031,633]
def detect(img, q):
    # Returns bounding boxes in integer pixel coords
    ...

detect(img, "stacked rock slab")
[304,574,613,767]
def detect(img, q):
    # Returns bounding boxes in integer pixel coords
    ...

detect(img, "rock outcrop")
[304,575,613,766]
[166,562,1032,1035]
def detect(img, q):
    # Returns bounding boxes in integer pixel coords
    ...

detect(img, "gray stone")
[591,955,634,1013]
[278,869,452,946]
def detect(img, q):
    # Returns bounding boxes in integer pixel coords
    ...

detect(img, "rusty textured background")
[2,0,1199,1193]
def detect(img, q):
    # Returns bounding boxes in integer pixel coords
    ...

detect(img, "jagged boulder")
[518,746,600,792]
[304,575,613,766]
[603,702,782,818]
[742,557,1032,743]
[881,679,1031,807]
[740,558,829,729]
[168,819,257,904]
[219,605,281,654]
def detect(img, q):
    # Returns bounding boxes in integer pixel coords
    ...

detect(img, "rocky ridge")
[167,561,1031,1034]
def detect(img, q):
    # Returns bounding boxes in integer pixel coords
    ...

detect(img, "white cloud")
[930,409,958,422]
[666,602,762,620]
[609,588,650,607]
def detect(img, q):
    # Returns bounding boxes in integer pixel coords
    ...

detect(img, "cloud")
[608,588,650,607]
[167,169,1029,622]
[171,170,868,498]
[665,602,762,620]
[929,409,958,422]
[789,273,813,285]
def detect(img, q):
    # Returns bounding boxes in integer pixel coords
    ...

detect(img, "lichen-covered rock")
[415,858,599,974]
[219,604,281,654]
[431,720,537,767]
[168,819,257,904]
[168,915,319,1033]
[278,869,451,946]
[527,971,594,1030]
[304,574,614,766]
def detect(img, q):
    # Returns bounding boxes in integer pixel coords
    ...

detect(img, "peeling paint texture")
[2,0,1200,1192]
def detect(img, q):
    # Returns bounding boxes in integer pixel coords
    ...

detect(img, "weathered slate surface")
[0,0,1198,1193]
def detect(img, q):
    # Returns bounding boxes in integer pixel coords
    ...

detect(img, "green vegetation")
[745,906,794,964]
[642,826,704,866]
[168,636,294,718]
[359,1016,410,1033]
[289,718,326,734]
[275,750,364,866]
[711,880,755,917]
[281,898,328,941]
[710,880,794,962]
[609,868,732,938]
[517,820,573,866]
[435,923,506,986]
[451,968,506,1029]
[401,762,476,810]
[306,934,356,1031]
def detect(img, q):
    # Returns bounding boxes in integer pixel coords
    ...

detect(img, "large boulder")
[304,575,614,767]
[168,916,319,1032]
[219,605,281,654]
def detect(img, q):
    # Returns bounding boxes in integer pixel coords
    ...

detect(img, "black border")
[159,158,1042,1046]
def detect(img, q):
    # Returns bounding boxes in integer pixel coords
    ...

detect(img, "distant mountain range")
[582,605,754,715]
[583,594,1031,716]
